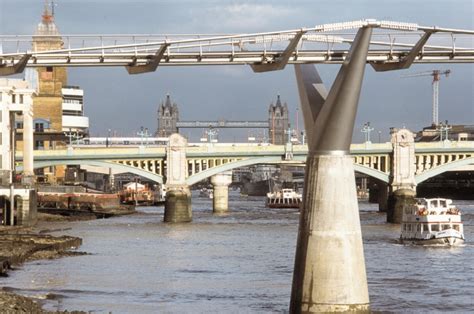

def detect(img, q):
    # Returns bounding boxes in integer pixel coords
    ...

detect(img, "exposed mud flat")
[0,226,85,313]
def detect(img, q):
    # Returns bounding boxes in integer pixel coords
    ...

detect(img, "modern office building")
[61,85,89,135]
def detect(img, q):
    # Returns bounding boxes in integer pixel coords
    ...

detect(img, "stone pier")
[387,188,416,223]
[163,134,192,223]
[290,26,372,313]
[387,128,417,223]
[164,185,192,223]
[211,171,232,214]
[368,180,389,212]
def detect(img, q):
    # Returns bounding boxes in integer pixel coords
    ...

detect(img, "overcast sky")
[1,0,473,142]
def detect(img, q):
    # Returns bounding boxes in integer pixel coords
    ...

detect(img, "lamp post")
[207,127,218,143]
[137,126,148,146]
[285,127,293,144]
[144,128,149,146]
[438,121,451,142]
[63,128,76,148]
[361,122,374,143]
[106,128,111,147]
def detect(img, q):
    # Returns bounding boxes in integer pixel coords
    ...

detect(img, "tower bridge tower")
[156,94,179,137]
[268,95,289,145]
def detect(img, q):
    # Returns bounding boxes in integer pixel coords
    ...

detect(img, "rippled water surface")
[2,191,474,313]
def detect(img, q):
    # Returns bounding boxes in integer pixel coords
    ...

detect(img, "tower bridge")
[175,120,269,128]
[156,94,288,144]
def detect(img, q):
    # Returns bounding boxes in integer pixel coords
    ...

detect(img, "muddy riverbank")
[0,224,86,313]
[0,211,92,312]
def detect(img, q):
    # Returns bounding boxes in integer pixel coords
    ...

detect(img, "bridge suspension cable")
[1,19,474,76]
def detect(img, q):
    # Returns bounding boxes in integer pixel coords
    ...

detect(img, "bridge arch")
[186,156,391,186]
[186,156,286,186]
[22,160,164,184]
[415,156,474,184]
[353,164,390,183]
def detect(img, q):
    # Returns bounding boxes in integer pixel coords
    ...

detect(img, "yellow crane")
[403,70,451,126]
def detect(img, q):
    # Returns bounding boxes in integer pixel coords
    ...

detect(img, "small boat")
[400,198,465,246]
[199,188,213,199]
[118,182,157,206]
[266,188,302,209]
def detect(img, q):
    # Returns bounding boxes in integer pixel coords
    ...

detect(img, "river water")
[2,191,474,313]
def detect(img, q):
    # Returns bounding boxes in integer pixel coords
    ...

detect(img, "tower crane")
[402,69,451,126]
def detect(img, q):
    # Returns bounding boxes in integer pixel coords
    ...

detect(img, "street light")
[361,122,374,143]
[106,128,111,147]
[64,128,76,147]
[438,120,451,142]
[206,127,218,143]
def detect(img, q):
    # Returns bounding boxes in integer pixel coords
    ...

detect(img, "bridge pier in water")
[386,129,417,223]
[368,180,389,212]
[164,185,192,223]
[163,134,192,223]
[211,171,232,214]
[290,27,371,313]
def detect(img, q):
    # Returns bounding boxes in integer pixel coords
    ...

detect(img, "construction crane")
[402,69,451,126]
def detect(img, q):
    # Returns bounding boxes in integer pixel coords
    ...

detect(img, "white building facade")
[61,86,89,135]
[0,79,35,182]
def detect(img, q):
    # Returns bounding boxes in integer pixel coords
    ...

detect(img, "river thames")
[2,191,473,313]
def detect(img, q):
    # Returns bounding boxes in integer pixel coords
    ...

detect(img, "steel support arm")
[0,54,31,76]
[125,43,169,74]
[250,31,305,73]
[371,31,433,71]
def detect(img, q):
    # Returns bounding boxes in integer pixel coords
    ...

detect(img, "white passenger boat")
[400,198,465,246]
[266,188,302,209]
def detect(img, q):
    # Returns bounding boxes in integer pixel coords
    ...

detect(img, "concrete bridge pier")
[290,27,371,313]
[387,188,416,223]
[387,128,417,223]
[368,180,389,212]
[378,183,389,212]
[164,185,192,223]
[164,133,192,223]
[211,171,232,214]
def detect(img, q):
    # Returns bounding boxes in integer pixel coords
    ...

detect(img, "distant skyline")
[1,0,473,142]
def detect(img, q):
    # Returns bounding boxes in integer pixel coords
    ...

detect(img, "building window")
[35,123,44,132]
[12,94,16,103]
[35,140,45,150]
[46,66,53,72]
